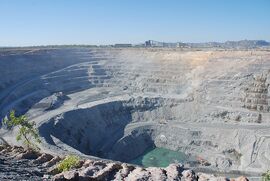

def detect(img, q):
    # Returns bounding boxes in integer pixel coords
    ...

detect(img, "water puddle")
[129,147,189,168]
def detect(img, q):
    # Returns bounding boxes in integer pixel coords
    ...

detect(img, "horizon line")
[1,39,270,48]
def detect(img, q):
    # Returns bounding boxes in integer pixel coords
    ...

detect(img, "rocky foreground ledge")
[0,145,249,181]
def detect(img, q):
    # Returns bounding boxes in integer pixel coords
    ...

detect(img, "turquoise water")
[130,147,188,168]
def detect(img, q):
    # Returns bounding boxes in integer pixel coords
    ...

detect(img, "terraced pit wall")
[0,48,270,175]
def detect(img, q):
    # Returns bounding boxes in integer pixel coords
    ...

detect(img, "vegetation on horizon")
[3,110,41,150]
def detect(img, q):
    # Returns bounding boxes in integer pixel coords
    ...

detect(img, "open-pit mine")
[0,47,270,180]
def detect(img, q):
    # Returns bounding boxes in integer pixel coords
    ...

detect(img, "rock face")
[0,48,270,175]
[0,145,55,180]
[0,145,252,181]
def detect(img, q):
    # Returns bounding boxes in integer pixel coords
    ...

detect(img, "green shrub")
[57,155,80,172]
[3,110,41,150]
[262,170,270,181]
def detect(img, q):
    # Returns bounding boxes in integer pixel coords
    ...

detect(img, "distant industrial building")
[113,40,190,48]
[145,40,164,47]
[145,40,151,47]
[114,44,132,48]
[145,40,187,48]
[176,42,187,48]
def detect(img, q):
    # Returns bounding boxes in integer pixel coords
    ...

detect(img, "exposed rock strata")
[0,145,251,181]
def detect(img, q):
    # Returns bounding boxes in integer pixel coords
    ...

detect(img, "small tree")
[3,110,41,150]
[57,155,80,172]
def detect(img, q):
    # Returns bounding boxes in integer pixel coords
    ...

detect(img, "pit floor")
[129,147,188,167]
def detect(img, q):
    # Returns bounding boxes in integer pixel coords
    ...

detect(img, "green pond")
[130,147,188,168]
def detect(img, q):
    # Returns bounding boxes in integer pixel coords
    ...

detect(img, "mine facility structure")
[114,44,132,48]
[145,40,188,48]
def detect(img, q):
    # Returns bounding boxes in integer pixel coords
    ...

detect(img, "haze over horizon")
[1,0,270,46]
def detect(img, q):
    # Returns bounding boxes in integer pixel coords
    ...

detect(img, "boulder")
[125,167,151,181]
[79,165,99,177]
[54,171,79,181]
[92,163,122,180]
[113,163,134,180]
[16,150,41,159]
[33,153,54,164]
[11,146,24,154]
[181,169,197,181]
[147,167,167,181]
[81,159,94,168]
[44,156,61,167]
[165,163,184,180]
[198,172,215,181]
[235,176,249,181]
[212,177,230,181]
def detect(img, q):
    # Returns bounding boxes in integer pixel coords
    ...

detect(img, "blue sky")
[0,0,270,46]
